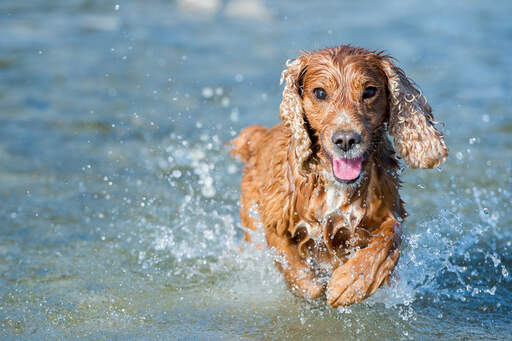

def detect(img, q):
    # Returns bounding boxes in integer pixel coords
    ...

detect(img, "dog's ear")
[280,56,311,172]
[381,58,448,169]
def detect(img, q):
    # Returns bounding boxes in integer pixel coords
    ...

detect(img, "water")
[1,0,511,339]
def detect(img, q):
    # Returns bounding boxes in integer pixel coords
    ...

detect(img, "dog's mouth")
[331,155,364,183]
[319,133,366,183]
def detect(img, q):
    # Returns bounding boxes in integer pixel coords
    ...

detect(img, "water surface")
[1,0,511,339]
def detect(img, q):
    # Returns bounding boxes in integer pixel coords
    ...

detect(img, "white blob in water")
[172,170,182,178]
[201,87,214,99]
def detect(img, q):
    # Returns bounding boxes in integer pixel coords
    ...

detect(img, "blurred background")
[1,0,511,339]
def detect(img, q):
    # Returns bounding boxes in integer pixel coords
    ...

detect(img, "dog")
[230,45,448,306]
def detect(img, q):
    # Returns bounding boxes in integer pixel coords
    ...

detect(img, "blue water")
[1,0,511,339]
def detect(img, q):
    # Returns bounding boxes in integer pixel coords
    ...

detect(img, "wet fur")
[230,45,448,306]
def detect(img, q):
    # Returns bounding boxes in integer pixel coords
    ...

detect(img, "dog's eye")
[362,86,377,99]
[313,88,327,100]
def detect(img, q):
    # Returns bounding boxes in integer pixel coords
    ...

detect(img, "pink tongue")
[332,156,363,181]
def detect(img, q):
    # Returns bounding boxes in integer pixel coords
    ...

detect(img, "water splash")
[140,131,511,329]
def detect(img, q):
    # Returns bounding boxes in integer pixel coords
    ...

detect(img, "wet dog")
[230,45,448,306]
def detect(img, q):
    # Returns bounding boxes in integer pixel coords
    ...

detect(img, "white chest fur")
[324,183,349,214]
[317,171,365,232]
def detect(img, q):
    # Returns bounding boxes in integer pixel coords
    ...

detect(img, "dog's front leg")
[266,231,325,299]
[326,218,400,307]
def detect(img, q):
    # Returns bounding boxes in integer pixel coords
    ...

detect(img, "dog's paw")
[326,243,399,307]
[287,269,325,299]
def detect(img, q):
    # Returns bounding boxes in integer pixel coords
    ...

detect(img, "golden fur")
[230,45,448,306]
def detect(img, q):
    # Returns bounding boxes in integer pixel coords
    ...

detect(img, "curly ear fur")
[280,57,311,173]
[382,59,449,169]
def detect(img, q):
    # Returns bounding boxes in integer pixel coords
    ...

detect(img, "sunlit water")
[1,0,511,339]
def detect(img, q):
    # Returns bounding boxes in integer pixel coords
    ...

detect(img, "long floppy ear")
[381,58,448,169]
[280,57,311,173]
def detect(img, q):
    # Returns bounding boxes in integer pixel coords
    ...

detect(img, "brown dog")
[230,45,448,306]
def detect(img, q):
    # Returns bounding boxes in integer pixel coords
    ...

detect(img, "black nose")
[331,131,362,152]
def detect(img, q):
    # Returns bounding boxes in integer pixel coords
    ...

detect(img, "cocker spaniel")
[230,45,448,306]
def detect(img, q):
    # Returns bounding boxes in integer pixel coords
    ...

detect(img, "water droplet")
[202,186,216,198]
[227,164,237,174]
[221,97,230,107]
[201,87,214,99]
[172,170,182,178]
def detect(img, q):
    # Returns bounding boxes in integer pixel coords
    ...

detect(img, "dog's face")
[299,52,389,183]
[280,46,448,185]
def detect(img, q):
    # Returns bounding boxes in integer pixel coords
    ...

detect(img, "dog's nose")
[331,131,362,152]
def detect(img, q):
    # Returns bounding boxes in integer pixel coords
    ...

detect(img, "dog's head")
[280,46,448,184]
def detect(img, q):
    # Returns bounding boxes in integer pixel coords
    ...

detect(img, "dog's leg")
[326,218,400,306]
[266,231,325,299]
